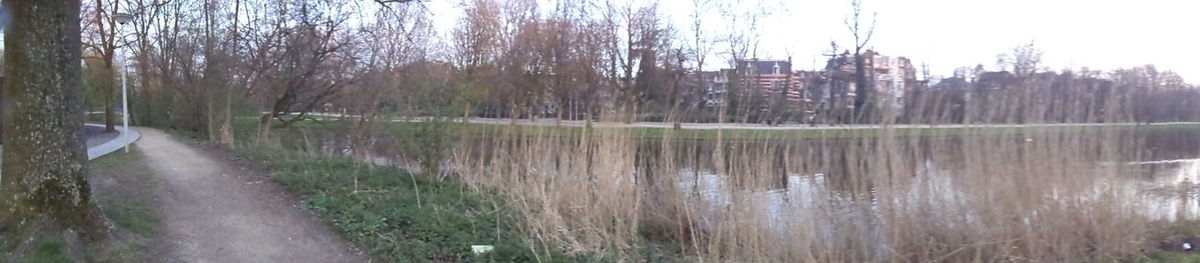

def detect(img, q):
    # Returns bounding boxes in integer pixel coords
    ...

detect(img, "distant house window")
[773,63,781,75]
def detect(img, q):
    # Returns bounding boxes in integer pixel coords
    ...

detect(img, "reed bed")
[448,120,1165,262]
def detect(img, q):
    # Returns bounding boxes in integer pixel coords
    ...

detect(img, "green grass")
[226,119,683,262]
[1132,219,1200,262]
[28,238,71,263]
[89,146,142,170]
[100,197,159,237]
[90,148,161,237]
[164,128,208,142]
[238,148,579,262]
[89,243,147,263]
[1141,253,1200,263]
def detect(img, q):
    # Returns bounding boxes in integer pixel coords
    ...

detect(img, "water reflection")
[669,129,1200,228]
[308,126,1200,247]
[312,129,1200,216]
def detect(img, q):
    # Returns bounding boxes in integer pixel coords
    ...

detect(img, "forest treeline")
[75,0,1196,145]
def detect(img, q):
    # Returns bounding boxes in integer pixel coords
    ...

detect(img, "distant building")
[826,50,918,112]
[689,51,918,123]
[697,70,731,107]
[734,59,805,103]
[868,51,918,111]
[695,60,809,109]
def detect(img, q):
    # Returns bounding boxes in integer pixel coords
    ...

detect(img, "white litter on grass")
[472,245,494,255]
[1184,242,1193,251]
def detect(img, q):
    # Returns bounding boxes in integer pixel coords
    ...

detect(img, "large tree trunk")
[462,102,471,123]
[218,85,234,146]
[207,84,217,141]
[256,113,273,145]
[853,51,872,124]
[1,0,104,237]
[0,76,4,140]
[103,63,116,132]
[215,0,241,148]
[99,9,118,133]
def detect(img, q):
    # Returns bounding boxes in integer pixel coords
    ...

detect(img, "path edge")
[85,124,141,160]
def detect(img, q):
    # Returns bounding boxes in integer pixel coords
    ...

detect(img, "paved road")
[136,128,366,262]
[84,125,119,147]
[83,124,139,160]
[0,124,138,170]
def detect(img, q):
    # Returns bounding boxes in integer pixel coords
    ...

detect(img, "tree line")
[74,0,1197,146]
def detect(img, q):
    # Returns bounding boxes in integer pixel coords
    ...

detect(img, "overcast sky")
[423,0,1200,81]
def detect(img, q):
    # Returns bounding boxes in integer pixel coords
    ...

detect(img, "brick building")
[734,59,805,102]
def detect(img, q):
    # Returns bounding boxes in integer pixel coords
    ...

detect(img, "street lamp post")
[115,13,133,152]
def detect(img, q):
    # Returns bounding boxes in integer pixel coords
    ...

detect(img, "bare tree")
[541,17,572,124]
[600,0,636,122]
[344,2,432,157]
[198,0,244,146]
[717,0,766,123]
[574,2,606,126]
[498,0,543,124]
[542,0,586,125]
[245,0,358,142]
[451,0,503,123]
[682,0,715,127]
[82,0,125,132]
[997,41,1044,78]
[845,0,876,122]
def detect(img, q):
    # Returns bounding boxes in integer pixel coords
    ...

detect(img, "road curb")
[85,124,141,160]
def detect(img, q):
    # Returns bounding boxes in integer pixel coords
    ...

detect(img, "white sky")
[422,0,1200,81]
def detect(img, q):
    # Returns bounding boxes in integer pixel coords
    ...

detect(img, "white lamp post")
[115,13,133,152]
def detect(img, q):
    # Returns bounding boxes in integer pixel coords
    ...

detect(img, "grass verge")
[28,238,71,263]
[237,147,582,262]
[2,148,159,263]
[241,117,1200,141]
[88,148,161,263]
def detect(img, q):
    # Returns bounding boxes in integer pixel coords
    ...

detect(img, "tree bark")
[854,51,871,123]
[462,102,471,123]
[104,73,117,132]
[218,0,242,147]
[1,0,104,237]
[256,113,273,145]
[219,84,234,146]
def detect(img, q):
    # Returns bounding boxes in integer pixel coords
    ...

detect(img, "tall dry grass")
[444,86,1169,261]
[448,122,1162,262]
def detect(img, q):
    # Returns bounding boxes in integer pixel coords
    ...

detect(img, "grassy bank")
[225,117,1200,262]
[235,147,585,262]
[1142,221,1200,262]
[229,118,690,262]
[238,117,1200,141]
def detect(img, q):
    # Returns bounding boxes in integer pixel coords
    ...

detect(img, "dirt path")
[134,128,367,263]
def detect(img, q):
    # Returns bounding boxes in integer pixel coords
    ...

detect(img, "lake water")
[307,126,1200,254]
[313,127,1200,221]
